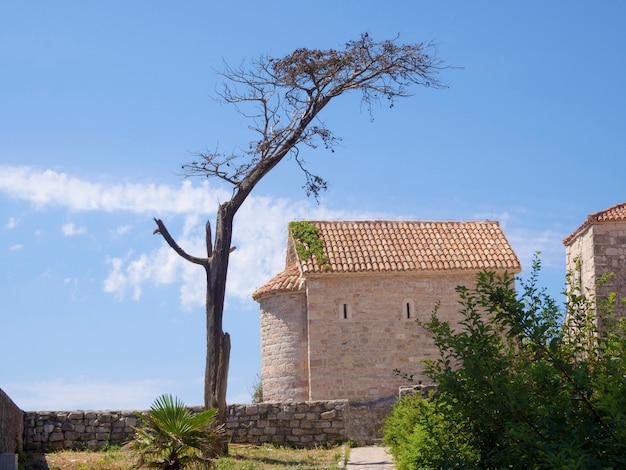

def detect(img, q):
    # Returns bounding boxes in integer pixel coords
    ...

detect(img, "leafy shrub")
[386,256,626,469]
[384,394,479,469]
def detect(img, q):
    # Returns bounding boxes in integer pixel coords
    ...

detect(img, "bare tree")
[153,33,446,446]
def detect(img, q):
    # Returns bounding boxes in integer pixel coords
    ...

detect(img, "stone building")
[253,220,521,402]
[563,201,626,320]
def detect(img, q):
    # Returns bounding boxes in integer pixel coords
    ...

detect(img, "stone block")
[47,441,64,450]
[68,412,84,421]
[63,431,80,441]
[48,433,64,442]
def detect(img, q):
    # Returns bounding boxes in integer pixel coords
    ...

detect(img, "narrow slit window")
[403,299,415,320]
[338,302,351,320]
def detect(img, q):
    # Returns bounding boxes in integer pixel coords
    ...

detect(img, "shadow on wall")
[0,388,23,454]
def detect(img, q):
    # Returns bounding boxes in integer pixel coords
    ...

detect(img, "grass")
[22,444,346,469]
[216,444,345,469]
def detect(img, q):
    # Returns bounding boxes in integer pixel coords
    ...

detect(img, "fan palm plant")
[130,394,224,470]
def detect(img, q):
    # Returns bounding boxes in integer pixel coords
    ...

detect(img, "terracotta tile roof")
[299,220,521,273]
[253,220,521,300]
[252,263,304,300]
[563,201,626,245]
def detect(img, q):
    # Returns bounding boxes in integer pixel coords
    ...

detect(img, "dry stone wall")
[24,410,139,451]
[347,397,395,445]
[23,400,370,451]
[227,401,347,446]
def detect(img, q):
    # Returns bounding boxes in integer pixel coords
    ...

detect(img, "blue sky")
[1,1,625,411]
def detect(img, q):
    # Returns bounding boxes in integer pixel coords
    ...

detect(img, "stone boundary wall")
[227,401,347,446]
[22,398,392,451]
[0,388,23,453]
[347,397,394,445]
[23,409,139,451]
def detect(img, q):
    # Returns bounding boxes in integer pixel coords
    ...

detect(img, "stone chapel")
[253,220,521,402]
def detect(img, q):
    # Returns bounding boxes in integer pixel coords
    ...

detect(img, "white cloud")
[9,244,23,251]
[62,222,87,236]
[114,224,132,237]
[102,197,351,310]
[0,164,567,309]
[506,228,566,270]
[0,165,229,215]
[3,377,175,411]
[7,217,18,229]
[101,188,568,311]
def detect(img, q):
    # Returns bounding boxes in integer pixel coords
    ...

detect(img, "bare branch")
[153,218,209,267]
[183,33,447,202]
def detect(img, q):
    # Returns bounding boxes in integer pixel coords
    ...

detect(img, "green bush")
[386,255,626,469]
[384,394,479,469]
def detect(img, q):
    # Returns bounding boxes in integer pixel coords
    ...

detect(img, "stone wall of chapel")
[259,292,309,401]
[566,223,626,319]
[305,272,482,401]
[590,223,626,318]
[565,226,597,297]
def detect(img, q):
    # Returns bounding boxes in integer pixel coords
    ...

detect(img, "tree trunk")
[152,204,236,456]
[204,203,235,454]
